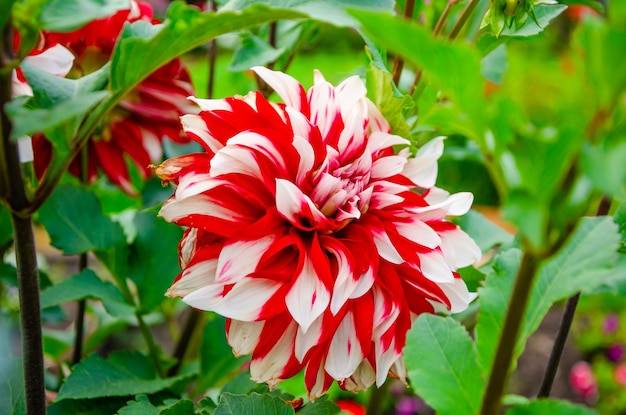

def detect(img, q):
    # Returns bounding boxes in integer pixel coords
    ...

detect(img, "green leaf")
[40,0,128,31]
[365,63,413,139]
[0,357,26,415]
[221,0,394,27]
[48,397,131,415]
[500,4,568,37]
[455,209,514,253]
[197,317,247,391]
[481,44,508,84]
[404,314,484,415]
[159,399,195,415]
[6,91,109,140]
[39,269,134,317]
[475,217,621,375]
[214,393,294,415]
[229,31,286,72]
[582,137,626,199]
[351,9,486,140]
[297,396,340,415]
[0,204,12,254]
[39,184,126,255]
[56,351,189,400]
[221,371,268,395]
[111,3,305,93]
[505,399,598,415]
[117,395,159,415]
[128,213,183,312]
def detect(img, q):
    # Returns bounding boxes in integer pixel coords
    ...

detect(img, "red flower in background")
[156,67,481,399]
[31,0,196,194]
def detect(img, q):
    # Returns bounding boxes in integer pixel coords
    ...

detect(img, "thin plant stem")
[366,379,391,415]
[391,0,416,85]
[137,310,165,378]
[72,254,88,365]
[537,196,612,397]
[168,309,201,377]
[480,252,540,415]
[448,0,481,39]
[433,0,459,36]
[206,0,218,99]
[1,19,47,415]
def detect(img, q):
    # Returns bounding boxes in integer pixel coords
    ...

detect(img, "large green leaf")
[405,314,484,415]
[128,212,183,312]
[110,2,305,93]
[7,62,110,156]
[214,393,294,415]
[39,269,134,317]
[475,217,621,375]
[56,351,189,400]
[221,0,394,27]
[0,357,25,415]
[48,397,132,415]
[505,399,598,415]
[40,0,128,31]
[39,184,126,255]
[351,9,486,140]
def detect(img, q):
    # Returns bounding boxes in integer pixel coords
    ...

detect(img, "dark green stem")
[366,379,391,415]
[391,0,416,86]
[448,0,481,39]
[72,254,88,365]
[537,196,612,397]
[167,309,201,376]
[480,252,540,415]
[1,19,46,415]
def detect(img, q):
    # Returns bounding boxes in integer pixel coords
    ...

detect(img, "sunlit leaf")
[111,3,305,93]
[405,314,484,415]
[475,217,621,375]
[39,269,134,317]
[0,357,25,415]
[221,0,394,26]
[40,0,128,31]
[56,351,190,400]
[214,393,294,415]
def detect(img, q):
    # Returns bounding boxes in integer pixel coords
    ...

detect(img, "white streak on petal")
[275,178,326,227]
[393,219,441,249]
[403,136,445,188]
[25,44,74,77]
[216,235,276,284]
[227,320,264,356]
[420,251,454,283]
[370,156,407,180]
[325,312,363,380]
[349,266,375,300]
[250,321,298,386]
[285,252,331,333]
[374,338,401,387]
[439,278,474,313]
[185,278,282,321]
[252,66,305,110]
[188,96,232,112]
[439,228,482,270]
[371,227,403,264]
[166,259,217,298]
[341,360,376,393]
[295,316,323,362]
[181,114,224,153]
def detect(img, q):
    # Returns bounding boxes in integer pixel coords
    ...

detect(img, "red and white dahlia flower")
[156,67,481,398]
[31,0,196,194]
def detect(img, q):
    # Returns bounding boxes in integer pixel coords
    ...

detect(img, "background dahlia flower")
[30,0,196,195]
[156,67,481,399]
